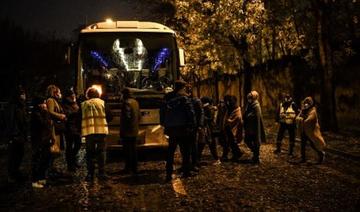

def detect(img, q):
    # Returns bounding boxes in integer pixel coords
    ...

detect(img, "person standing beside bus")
[120,88,140,176]
[161,80,196,181]
[62,88,82,172]
[46,85,66,177]
[81,87,113,181]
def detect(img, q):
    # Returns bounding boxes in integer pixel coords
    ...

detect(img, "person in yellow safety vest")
[81,87,113,182]
[274,93,299,156]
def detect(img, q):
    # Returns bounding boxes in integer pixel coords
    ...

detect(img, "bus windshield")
[79,32,177,96]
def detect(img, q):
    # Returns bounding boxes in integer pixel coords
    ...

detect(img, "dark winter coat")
[161,90,195,137]
[120,97,140,138]
[244,100,266,143]
[31,107,54,147]
[62,99,81,136]
[6,99,28,142]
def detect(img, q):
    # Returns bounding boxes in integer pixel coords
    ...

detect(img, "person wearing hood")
[274,93,299,156]
[161,80,196,181]
[62,88,81,172]
[296,97,326,164]
[222,95,243,162]
[244,91,266,164]
[6,86,28,182]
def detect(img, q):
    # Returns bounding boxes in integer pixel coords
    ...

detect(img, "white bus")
[74,20,185,150]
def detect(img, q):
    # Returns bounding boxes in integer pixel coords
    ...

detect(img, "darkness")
[0,0,139,39]
[0,0,152,100]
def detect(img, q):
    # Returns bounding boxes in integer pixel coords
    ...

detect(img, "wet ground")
[1,135,359,211]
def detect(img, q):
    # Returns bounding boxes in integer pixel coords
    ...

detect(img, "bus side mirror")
[179,48,185,67]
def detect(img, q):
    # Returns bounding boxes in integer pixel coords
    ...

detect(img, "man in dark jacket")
[62,89,82,172]
[244,91,266,164]
[120,88,140,175]
[6,87,28,182]
[274,93,298,156]
[161,80,196,181]
[31,96,54,188]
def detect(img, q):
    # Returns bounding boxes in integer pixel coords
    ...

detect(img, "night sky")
[0,0,142,39]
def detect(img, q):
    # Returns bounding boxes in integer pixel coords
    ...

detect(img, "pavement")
[263,118,360,160]
[0,119,359,211]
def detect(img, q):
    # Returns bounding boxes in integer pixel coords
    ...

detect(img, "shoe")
[32,181,44,189]
[213,160,221,165]
[38,179,47,185]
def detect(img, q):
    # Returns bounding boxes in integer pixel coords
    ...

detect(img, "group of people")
[6,84,116,188]
[274,94,326,163]
[5,80,326,187]
[161,80,327,181]
[161,81,266,181]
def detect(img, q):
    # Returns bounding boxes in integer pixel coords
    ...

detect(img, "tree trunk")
[316,1,338,131]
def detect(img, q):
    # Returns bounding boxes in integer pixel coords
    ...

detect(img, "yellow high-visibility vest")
[81,98,108,137]
[279,103,296,124]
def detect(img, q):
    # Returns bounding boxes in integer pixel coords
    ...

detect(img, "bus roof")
[81,21,176,34]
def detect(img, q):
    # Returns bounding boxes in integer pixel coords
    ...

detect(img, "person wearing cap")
[6,86,28,182]
[161,80,196,181]
[296,97,326,164]
[274,93,299,156]
[30,96,55,188]
[244,90,266,164]
[62,88,81,172]
[120,88,140,175]
[81,87,113,181]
